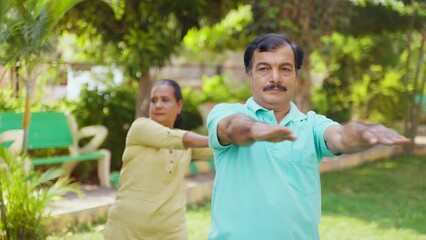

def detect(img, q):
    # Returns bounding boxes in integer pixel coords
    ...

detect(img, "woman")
[103,79,213,240]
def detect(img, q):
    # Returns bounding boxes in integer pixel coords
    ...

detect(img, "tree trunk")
[21,66,34,155]
[403,32,413,156]
[135,72,152,118]
[294,56,312,113]
[409,31,426,153]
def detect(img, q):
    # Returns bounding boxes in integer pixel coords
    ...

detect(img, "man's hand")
[325,123,410,154]
[218,114,296,146]
[359,124,410,146]
[250,122,296,143]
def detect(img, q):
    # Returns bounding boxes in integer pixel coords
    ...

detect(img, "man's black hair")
[243,33,304,73]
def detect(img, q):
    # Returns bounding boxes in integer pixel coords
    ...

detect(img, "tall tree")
[60,0,244,117]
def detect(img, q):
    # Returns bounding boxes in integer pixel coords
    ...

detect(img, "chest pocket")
[286,149,320,196]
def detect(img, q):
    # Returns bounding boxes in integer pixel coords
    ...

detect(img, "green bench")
[0,112,111,188]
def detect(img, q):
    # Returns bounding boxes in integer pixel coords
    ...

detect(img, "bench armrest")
[76,125,108,154]
[0,129,24,154]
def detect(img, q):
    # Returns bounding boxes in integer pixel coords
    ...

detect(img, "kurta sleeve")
[126,118,188,149]
[191,148,214,160]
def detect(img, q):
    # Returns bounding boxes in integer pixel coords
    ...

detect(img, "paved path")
[48,172,215,231]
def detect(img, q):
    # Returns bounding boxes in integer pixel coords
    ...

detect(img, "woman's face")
[149,84,183,128]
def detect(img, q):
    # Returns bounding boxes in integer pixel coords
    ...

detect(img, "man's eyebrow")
[281,62,294,67]
[255,61,294,67]
[255,62,270,67]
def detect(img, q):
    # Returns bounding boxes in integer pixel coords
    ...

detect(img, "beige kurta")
[103,118,212,240]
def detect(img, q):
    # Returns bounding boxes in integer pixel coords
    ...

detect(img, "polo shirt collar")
[285,102,307,122]
[245,97,307,123]
[246,97,265,113]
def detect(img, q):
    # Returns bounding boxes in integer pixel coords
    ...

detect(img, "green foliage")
[183,4,254,59]
[0,89,24,112]
[0,0,123,66]
[0,146,81,240]
[181,87,203,131]
[58,0,246,116]
[180,75,251,133]
[72,80,137,171]
[0,89,75,112]
[249,0,350,53]
[344,0,426,36]
[311,32,407,125]
[0,0,124,161]
[60,0,234,77]
[195,75,251,104]
[0,88,75,113]
[181,74,252,132]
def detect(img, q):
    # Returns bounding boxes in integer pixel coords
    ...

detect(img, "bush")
[196,75,251,104]
[0,147,80,240]
[181,75,251,132]
[181,87,203,131]
[72,81,137,173]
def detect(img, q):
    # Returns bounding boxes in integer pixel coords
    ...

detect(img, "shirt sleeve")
[191,148,214,160]
[206,103,244,149]
[126,118,187,149]
[309,112,341,159]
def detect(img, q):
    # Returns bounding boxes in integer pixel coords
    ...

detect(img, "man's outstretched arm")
[324,122,410,154]
[217,114,296,146]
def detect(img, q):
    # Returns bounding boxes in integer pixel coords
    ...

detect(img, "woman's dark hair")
[153,79,183,128]
[243,33,304,74]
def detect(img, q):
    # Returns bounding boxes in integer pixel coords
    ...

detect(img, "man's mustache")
[263,83,287,91]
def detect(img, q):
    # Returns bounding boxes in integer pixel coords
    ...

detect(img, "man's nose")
[271,68,281,83]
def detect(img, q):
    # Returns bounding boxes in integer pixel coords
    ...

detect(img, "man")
[206,33,409,240]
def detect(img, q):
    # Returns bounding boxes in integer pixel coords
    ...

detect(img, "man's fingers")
[267,134,297,142]
[253,126,296,142]
[363,128,410,146]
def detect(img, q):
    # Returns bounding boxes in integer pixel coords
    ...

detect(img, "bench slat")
[32,152,105,165]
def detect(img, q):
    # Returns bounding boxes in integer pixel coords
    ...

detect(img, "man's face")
[247,45,297,111]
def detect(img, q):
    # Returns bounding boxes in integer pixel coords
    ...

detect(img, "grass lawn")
[319,155,426,240]
[47,155,426,240]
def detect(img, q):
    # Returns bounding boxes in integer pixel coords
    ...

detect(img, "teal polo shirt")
[207,97,340,240]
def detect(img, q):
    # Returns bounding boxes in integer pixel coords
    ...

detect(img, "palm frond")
[101,0,125,19]
[0,146,11,166]
[29,7,52,53]
[0,146,83,238]
[31,167,63,186]
[0,0,14,23]
[45,0,84,30]
[15,0,32,23]
[47,176,82,200]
